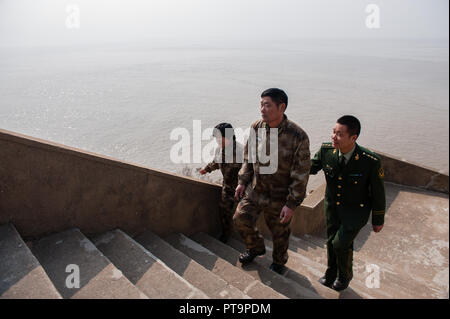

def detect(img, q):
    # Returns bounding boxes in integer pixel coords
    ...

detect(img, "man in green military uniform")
[310,115,385,291]
[200,123,243,243]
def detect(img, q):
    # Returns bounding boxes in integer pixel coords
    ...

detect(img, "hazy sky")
[0,0,448,46]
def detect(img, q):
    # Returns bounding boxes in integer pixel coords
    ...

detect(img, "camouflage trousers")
[233,190,291,265]
[219,186,238,237]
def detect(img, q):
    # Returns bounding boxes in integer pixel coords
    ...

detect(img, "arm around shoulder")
[310,144,326,175]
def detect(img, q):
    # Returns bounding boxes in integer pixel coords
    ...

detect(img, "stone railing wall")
[1,129,447,239]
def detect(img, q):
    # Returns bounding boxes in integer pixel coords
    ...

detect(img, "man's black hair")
[337,115,361,138]
[213,122,235,141]
[261,88,288,109]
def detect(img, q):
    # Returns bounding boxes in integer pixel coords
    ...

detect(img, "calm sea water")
[0,39,448,190]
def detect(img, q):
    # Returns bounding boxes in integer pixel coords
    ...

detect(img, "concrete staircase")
[1,184,448,299]
[0,226,447,299]
[1,226,445,299]
[0,223,347,299]
[0,224,61,299]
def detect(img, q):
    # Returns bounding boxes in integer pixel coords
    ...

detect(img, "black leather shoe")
[332,278,351,291]
[239,248,266,265]
[269,263,286,275]
[318,276,335,288]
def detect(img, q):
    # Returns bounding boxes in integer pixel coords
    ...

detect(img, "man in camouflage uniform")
[310,115,386,291]
[200,123,243,243]
[234,88,311,274]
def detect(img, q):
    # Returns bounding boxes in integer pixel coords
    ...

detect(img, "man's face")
[260,96,285,123]
[331,123,357,151]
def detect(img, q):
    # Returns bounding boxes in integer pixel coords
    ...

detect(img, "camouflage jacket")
[204,140,243,190]
[238,115,311,210]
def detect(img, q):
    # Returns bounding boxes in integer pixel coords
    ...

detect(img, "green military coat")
[310,143,386,229]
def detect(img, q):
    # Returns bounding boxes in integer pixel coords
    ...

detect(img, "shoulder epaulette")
[321,142,333,148]
[362,151,379,161]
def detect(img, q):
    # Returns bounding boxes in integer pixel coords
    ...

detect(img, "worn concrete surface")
[191,232,321,299]
[375,149,449,194]
[0,129,222,239]
[0,223,61,299]
[135,230,249,299]
[354,183,449,298]
[92,229,208,299]
[289,235,444,299]
[264,238,415,299]
[290,182,449,299]
[165,233,285,299]
[31,228,147,299]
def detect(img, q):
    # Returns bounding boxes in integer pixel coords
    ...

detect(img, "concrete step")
[190,232,322,299]
[31,228,148,299]
[262,239,393,299]
[257,244,341,299]
[287,235,328,268]
[352,183,449,298]
[229,234,414,299]
[135,230,250,299]
[91,229,208,299]
[350,250,443,299]
[225,236,353,298]
[297,234,326,249]
[296,183,448,299]
[0,223,61,299]
[288,235,440,299]
[165,233,286,299]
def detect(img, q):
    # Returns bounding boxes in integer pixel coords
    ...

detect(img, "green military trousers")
[233,190,291,265]
[325,207,362,282]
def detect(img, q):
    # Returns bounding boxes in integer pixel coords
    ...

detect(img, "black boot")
[332,278,351,291]
[269,263,286,275]
[239,248,266,265]
[318,276,335,288]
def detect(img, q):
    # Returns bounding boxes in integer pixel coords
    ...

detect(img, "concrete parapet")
[373,149,449,194]
[0,128,222,239]
[1,128,447,240]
